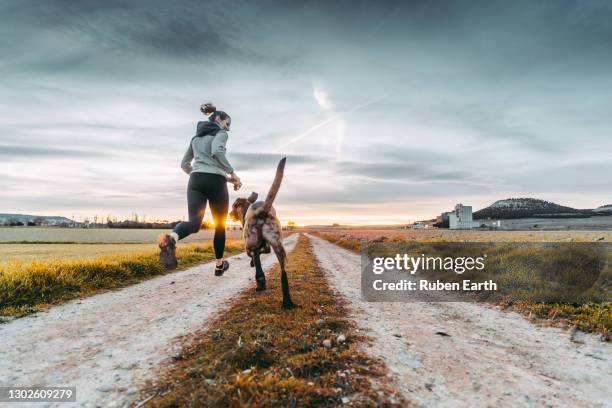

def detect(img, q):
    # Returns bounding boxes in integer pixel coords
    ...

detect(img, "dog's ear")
[247,192,258,203]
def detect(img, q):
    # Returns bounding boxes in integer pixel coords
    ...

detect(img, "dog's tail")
[260,157,286,214]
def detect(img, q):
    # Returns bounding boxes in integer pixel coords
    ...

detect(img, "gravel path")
[308,234,612,408]
[0,234,297,408]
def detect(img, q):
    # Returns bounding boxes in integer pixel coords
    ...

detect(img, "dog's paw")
[256,281,266,291]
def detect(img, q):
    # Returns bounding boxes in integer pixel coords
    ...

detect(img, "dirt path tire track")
[0,234,297,408]
[308,234,612,408]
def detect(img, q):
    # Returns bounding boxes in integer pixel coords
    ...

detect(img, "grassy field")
[306,227,612,242]
[145,235,402,407]
[0,243,157,263]
[0,227,244,243]
[314,230,611,339]
[0,239,243,317]
[0,227,246,264]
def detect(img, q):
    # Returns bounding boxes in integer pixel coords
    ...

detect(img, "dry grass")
[0,243,157,263]
[510,302,611,338]
[0,240,242,317]
[315,231,611,339]
[145,235,403,407]
[307,228,612,242]
[0,227,244,244]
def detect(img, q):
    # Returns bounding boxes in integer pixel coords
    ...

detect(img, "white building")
[448,203,475,229]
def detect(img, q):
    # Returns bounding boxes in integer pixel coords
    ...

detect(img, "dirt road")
[308,234,612,408]
[0,235,297,408]
[3,233,610,408]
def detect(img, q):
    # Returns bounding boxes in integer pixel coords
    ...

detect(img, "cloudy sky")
[1,0,611,225]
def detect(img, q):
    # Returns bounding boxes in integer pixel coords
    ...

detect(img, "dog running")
[230,157,295,309]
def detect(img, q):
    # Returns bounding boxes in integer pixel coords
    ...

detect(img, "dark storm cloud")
[401,1,612,75]
[1,0,611,221]
[3,0,612,65]
[3,1,225,56]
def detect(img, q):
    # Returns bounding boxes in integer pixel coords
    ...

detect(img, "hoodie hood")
[195,120,221,137]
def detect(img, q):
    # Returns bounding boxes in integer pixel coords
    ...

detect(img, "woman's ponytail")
[200,102,216,117]
[201,102,230,124]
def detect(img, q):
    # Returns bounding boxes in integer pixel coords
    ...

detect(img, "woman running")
[158,102,241,275]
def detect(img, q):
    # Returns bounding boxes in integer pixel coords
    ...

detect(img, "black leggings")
[173,172,228,259]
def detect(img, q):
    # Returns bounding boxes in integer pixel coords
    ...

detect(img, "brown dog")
[229,158,295,309]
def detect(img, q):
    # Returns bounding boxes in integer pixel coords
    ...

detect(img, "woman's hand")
[228,172,242,191]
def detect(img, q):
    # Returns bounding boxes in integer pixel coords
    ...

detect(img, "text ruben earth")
[373,279,497,291]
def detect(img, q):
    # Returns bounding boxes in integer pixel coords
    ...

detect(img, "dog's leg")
[253,251,266,291]
[272,243,294,309]
[261,222,294,309]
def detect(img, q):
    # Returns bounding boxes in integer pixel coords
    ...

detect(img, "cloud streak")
[273,94,387,153]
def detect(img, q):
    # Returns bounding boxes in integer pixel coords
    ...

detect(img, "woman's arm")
[180,141,194,174]
[211,130,235,174]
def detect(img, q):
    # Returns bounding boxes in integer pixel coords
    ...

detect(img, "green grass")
[144,235,402,407]
[0,240,242,317]
[315,232,611,339]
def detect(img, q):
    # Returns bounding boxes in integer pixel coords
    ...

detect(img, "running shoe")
[215,260,229,276]
[157,234,178,269]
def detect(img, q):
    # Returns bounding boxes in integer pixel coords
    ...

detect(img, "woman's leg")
[173,177,207,240]
[209,177,229,261]
[158,173,208,269]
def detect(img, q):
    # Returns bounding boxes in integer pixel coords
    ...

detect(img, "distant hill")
[473,198,590,220]
[0,213,76,226]
[593,204,612,214]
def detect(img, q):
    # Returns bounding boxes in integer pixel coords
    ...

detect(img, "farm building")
[438,204,480,229]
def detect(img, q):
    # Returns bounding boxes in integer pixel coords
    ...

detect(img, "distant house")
[439,204,481,229]
[449,204,472,229]
[411,222,430,229]
[436,211,453,228]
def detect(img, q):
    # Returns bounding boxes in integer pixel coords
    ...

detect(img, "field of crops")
[0,243,158,263]
[0,227,243,243]
[0,239,244,316]
[0,227,245,264]
[306,227,612,242]
[0,227,247,315]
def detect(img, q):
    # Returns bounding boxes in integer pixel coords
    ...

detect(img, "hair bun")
[200,102,216,116]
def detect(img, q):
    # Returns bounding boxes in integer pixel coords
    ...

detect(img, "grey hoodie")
[181,121,234,177]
